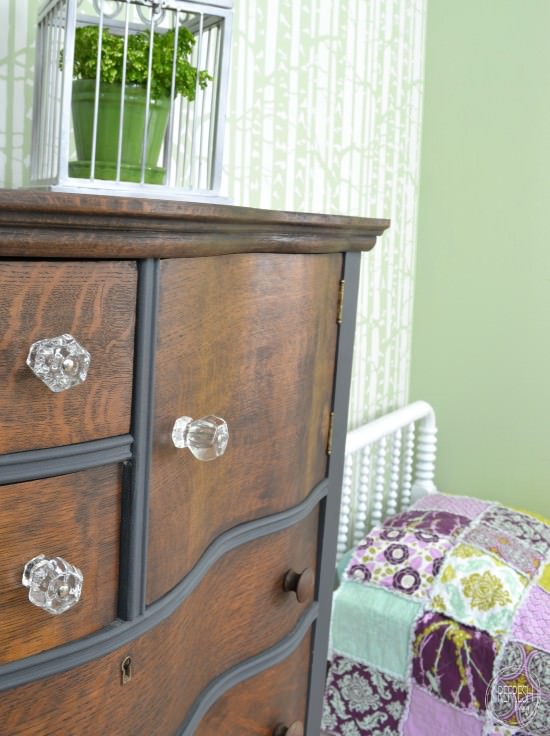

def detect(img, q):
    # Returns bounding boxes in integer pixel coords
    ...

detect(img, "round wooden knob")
[282,568,315,603]
[272,722,304,736]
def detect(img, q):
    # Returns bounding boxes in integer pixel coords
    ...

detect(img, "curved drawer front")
[148,253,340,602]
[0,465,121,664]
[196,630,311,736]
[0,509,318,735]
[0,260,136,454]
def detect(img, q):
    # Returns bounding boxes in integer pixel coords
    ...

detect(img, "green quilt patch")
[331,581,421,679]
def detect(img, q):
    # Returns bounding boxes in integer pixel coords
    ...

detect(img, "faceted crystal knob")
[26,333,91,392]
[171,415,229,461]
[22,554,83,615]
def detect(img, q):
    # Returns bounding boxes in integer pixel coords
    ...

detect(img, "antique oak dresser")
[0,190,388,735]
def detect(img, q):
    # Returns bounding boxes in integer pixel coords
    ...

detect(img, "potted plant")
[65,24,212,183]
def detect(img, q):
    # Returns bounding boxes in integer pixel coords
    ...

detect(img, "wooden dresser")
[0,190,388,736]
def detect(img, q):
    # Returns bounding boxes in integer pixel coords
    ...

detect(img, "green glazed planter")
[69,79,170,184]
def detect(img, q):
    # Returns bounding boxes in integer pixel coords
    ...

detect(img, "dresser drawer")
[196,631,311,736]
[148,253,340,602]
[0,465,121,664]
[0,261,137,454]
[0,508,318,735]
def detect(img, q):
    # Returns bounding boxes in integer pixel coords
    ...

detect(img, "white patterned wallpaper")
[0,0,426,431]
[224,0,427,428]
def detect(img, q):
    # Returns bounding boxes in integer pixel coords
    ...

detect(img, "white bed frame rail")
[337,401,438,560]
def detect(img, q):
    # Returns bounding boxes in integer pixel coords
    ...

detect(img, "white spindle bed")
[338,400,438,561]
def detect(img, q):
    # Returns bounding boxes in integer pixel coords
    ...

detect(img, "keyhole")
[121,656,132,685]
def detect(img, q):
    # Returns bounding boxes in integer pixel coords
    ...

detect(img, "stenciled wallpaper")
[225,0,427,429]
[0,0,426,432]
[0,1,36,187]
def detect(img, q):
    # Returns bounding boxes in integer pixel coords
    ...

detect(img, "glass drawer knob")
[22,554,83,615]
[171,415,229,461]
[26,333,91,392]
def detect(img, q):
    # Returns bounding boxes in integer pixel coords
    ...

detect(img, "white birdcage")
[30,0,232,201]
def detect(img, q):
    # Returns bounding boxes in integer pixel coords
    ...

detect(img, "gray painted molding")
[306,252,362,736]
[118,258,160,621]
[0,478,328,692]
[0,435,132,484]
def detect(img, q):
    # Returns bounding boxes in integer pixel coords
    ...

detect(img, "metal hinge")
[337,280,345,324]
[326,412,335,455]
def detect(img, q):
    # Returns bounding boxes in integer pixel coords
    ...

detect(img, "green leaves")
[67,24,212,100]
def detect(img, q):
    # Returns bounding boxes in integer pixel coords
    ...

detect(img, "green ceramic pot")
[70,79,170,184]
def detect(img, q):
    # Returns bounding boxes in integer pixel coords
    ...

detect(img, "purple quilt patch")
[480,507,550,558]
[345,526,453,599]
[512,586,550,652]
[322,654,408,735]
[414,492,490,519]
[412,610,497,712]
[383,508,469,538]
[404,685,484,735]
[463,523,543,577]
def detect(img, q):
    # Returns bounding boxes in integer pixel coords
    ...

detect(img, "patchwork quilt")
[322,493,550,736]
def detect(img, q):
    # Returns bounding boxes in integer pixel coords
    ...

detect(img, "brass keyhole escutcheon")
[121,656,133,685]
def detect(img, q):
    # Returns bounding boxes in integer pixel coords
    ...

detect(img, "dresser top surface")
[0,189,389,259]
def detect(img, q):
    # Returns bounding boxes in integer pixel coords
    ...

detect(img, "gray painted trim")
[118,259,160,621]
[0,478,328,692]
[178,604,318,735]
[306,252,362,736]
[0,435,133,485]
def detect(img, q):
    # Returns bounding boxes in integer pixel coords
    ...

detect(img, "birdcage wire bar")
[30,0,232,202]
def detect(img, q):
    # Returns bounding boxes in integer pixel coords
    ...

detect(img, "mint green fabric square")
[331,581,421,679]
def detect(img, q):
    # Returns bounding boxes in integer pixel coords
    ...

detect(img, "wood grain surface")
[0,260,137,454]
[0,509,319,736]
[0,189,390,259]
[196,631,311,736]
[147,253,340,602]
[0,465,121,664]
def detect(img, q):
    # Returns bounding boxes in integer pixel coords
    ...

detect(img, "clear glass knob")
[171,415,229,461]
[22,554,83,615]
[26,333,91,392]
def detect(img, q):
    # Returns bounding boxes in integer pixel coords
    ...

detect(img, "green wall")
[411,0,550,516]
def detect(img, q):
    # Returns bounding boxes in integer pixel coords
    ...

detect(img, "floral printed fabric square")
[463,523,543,578]
[480,507,550,558]
[322,654,408,736]
[345,526,453,598]
[323,493,550,736]
[430,543,528,636]
[383,508,470,538]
